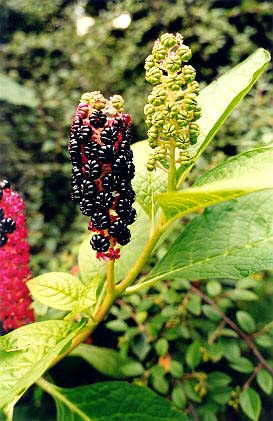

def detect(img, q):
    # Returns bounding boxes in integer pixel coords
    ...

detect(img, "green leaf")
[106,319,127,332]
[186,294,201,315]
[239,388,261,421]
[236,311,256,333]
[158,147,273,220]
[172,386,187,409]
[185,341,201,370]
[189,48,271,161]
[255,334,273,348]
[256,369,273,395]
[144,190,273,283]
[202,305,221,322]
[70,343,144,378]
[226,289,258,301]
[132,140,167,218]
[229,357,254,374]
[0,320,87,409]
[184,380,202,403]
[170,360,184,378]
[155,338,168,357]
[27,272,96,313]
[0,73,38,107]
[46,380,187,421]
[206,280,222,297]
[207,372,232,389]
[78,204,150,284]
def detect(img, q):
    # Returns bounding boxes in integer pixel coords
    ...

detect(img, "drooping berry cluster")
[144,33,201,170]
[68,92,136,260]
[0,180,34,331]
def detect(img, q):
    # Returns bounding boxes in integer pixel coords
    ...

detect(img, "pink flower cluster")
[0,181,34,332]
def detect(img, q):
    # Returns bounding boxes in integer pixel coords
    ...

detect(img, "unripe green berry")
[162,102,179,118]
[183,93,197,110]
[165,56,181,73]
[144,54,155,71]
[177,45,192,62]
[176,111,190,127]
[152,111,164,127]
[148,88,166,106]
[145,115,153,127]
[147,126,159,140]
[154,146,167,159]
[110,94,124,111]
[147,156,156,171]
[144,104,155,116]
[160,33,177,48]
[162,122,177,138]
[192,104,202,121]
[152,43,167,60]
[176,132,190,149]
[188,81,200,95]
[166,75,183,91]
[148,138,159,149]
[182,65,196,83]
[189,123,200,144]
[179,151,192,165]
[146,67,163,84]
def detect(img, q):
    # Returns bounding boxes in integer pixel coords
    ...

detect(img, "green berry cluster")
[144,33,201,171]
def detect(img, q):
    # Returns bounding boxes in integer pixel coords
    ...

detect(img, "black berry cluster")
[68,92,136,260]
[0,180,16,247]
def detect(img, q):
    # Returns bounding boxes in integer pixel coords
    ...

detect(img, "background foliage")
[0,0,273,420]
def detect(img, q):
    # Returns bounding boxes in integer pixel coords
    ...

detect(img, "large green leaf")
[70,343,144,378]
[188,48,270,161]
[0,320,86,409]
[78,204,150,284]
[38,379,187,421]
[0,73,38,107]
[132,140,167,218]
[144,190,273,284]
[157,147,273,220]
[27,272,96,313]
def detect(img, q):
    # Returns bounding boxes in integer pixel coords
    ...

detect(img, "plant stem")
[176,163,194,189]
[243,363,263,390]
[116,215,166,294]
[106,259,115,295]
[168,140,176,192]
[190,285,273,377]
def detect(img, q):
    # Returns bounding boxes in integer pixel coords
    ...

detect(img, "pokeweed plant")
[0,33,272,421]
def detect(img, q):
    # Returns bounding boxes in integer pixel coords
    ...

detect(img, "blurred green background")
[0,0,272,275]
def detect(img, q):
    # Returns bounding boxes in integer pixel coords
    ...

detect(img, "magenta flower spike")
[0,180,34,332]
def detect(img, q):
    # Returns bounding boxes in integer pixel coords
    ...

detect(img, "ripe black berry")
[80,199,95,216]
[113,156,128,176]
[0,189,3,200]
[71,186,81,202]
[94,191,114,210]
[71,116,82,132]
[72,166,82,184]
[108,219,127,237]
[0,180,10,190]
[91,212,110,230]
[78,125,93,143]
[82,180,98,198]
[90,234,110,252]
[84,160,102,179]
[0,230,8,247]
[83,143,100,160]
[101,127,118,145]
[116,228,131,246]
[1,218,16,234]
[118,181,135,202]
[0,208,4,220]
[102,173,119,192]
[122,207,137,225]
[98,145,116,164]
[89,111,107,128]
